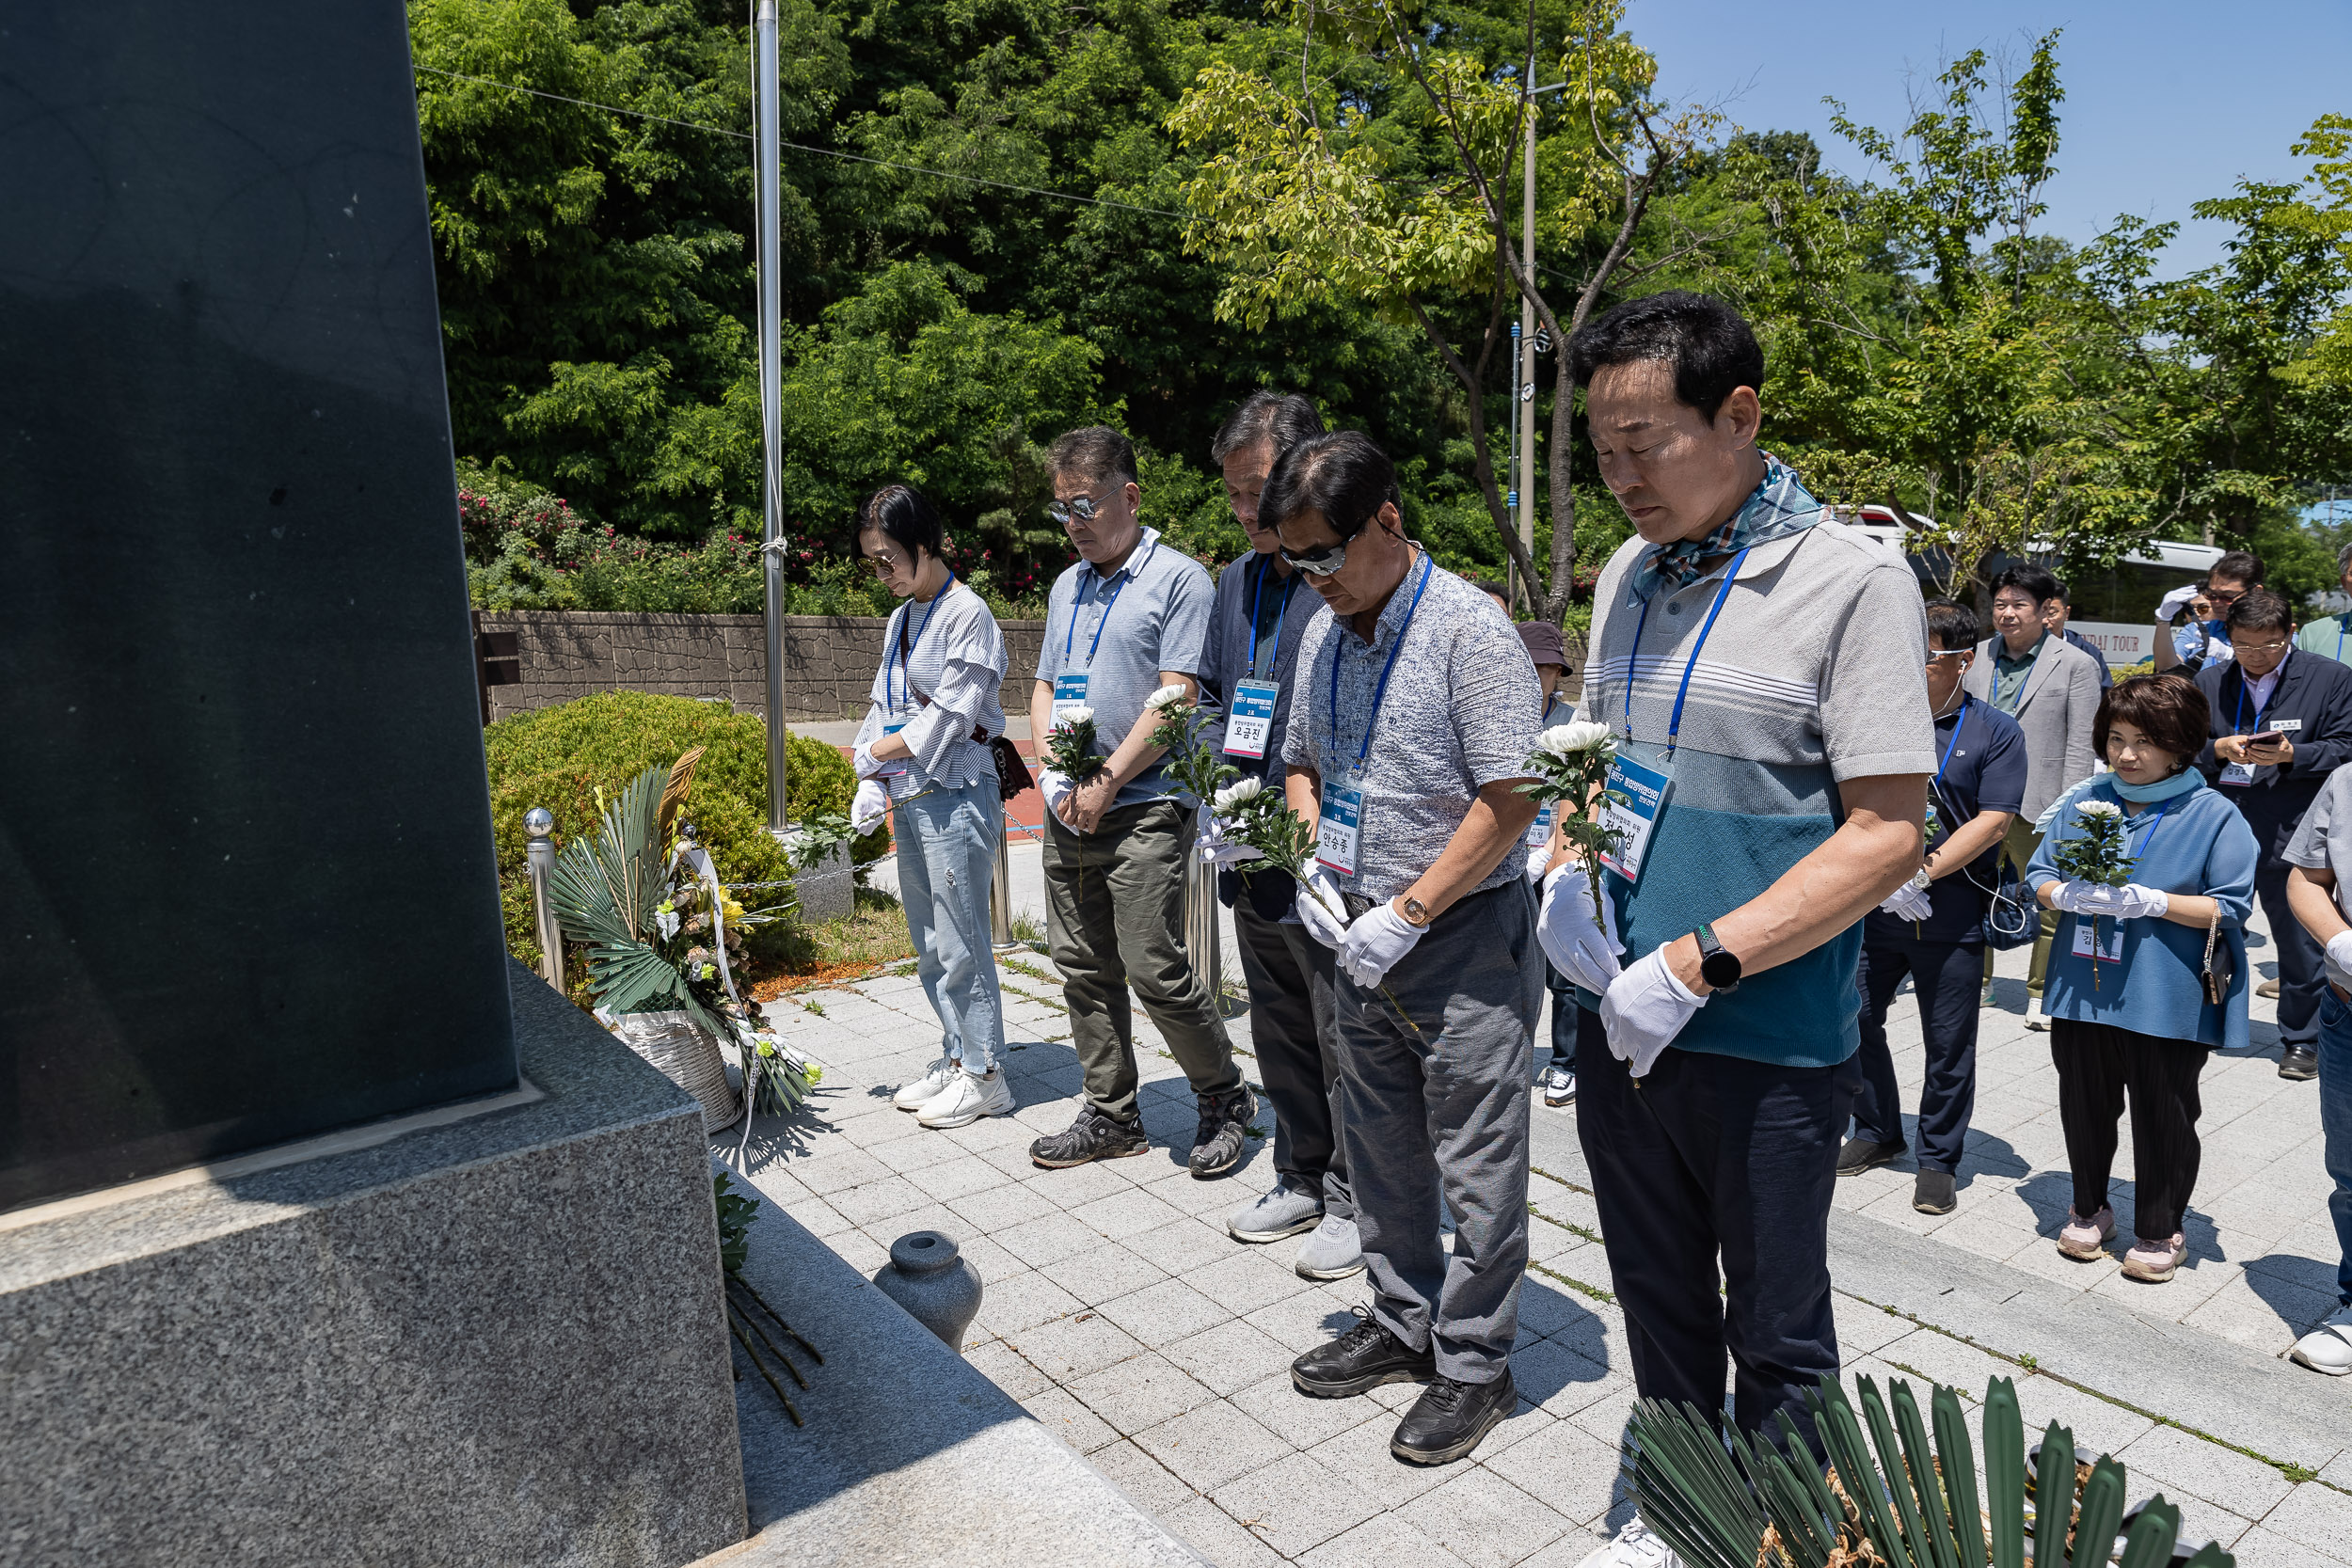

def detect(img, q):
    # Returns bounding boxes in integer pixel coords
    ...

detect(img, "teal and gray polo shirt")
[1573,519,1935,1068]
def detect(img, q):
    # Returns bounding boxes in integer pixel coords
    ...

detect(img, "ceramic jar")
[872,1229,982,1354]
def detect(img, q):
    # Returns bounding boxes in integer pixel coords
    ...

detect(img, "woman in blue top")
[2027,673,2258,1283]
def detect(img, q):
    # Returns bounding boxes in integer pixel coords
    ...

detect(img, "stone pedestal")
[0,965,747,1568]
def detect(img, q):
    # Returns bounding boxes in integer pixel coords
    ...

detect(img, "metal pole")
[525,807,564,992]
[991,814,1018,953]
[1518,56,1537,612]
[754,0,789,833]
[1182,802,1222,1003]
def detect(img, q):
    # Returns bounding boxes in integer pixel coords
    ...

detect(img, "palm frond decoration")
[1627,1372,2235,1568]
[548,759,728,1040]
[658,746,705,845]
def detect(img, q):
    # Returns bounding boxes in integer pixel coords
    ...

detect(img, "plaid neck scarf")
[1626,452,1822,605]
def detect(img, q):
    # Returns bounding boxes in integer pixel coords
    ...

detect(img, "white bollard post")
[524,807,564,991]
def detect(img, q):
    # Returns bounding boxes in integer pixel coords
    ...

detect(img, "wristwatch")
[1693,923,1741,994]
[1398,895,1434,927]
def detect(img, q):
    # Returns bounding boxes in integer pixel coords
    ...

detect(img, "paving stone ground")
[725,846,2352,1568]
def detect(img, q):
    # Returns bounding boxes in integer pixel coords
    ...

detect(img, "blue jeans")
[2317,990,2352,1306]
[894,780,1005,1073]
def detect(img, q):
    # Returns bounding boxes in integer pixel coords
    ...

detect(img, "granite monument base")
[0,964,746,1568]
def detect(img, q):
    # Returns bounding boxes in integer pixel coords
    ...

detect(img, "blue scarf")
[1626,452,1824,605]
[2113,768,2204,804]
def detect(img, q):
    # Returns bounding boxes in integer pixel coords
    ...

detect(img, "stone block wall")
[481,611,1050,723]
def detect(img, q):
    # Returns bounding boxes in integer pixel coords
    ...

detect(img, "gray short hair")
[1210,391,1326,466]
[1048,426,1137,487]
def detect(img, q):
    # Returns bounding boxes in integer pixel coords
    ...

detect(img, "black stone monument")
[0,0,517,1211]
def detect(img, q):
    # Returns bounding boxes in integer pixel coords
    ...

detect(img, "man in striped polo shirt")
[1543,293,1932,1507]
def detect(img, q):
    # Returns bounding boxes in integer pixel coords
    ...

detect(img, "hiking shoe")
[892,1056,960,1112]
[2259,977,2282,998]
[2121,1231,2187,1283]
[917,1069,1014,1129]
[2058,1204,2115,1260]
[1574,1520,1684,1568]
[1291,1307,1434,1398]
[1295,1213,1366,1281]
[1392,1369,1517,1465]
[1913,1170,1957,1215]
[1189,1085,1257,1179]
[1836,1137,1905,1177]
[1228,1176,1323,1243]
[2291,1304,2352,1375]
[2281,1046,2320,1081]
[1029,1105,1148,1169]
[1539,1064,1577,1108]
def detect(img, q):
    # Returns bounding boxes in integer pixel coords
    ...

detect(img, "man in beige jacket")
[1963,562,2104,1025]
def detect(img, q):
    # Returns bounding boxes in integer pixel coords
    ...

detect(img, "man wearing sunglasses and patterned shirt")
[1026,426,1257,1178]
[1267,430,1547,1466]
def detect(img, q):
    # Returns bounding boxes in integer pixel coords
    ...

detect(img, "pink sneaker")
[2058,1205,2115,1260]
[2121,1232,2187,1283]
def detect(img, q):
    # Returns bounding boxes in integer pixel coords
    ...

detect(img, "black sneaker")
[2281,1046,2320,1082]
[1836,1137,1905,1177]
[1913,1169,1957,1215]
[1029,1106,1148,1169]
[1188,1085,1257,1179]
[1391,1369,1517,1465]
[1291,1308,1435,1398]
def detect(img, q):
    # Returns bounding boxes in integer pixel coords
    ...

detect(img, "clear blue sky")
[1629,0,2349,277]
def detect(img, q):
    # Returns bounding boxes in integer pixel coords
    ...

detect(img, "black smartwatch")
[1694,923,1741,994]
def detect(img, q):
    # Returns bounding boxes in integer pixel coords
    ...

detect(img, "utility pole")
[754,0,788,833]
[1510,71,1569,618]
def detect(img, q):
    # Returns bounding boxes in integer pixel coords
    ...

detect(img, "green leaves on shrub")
[484,690,880,973]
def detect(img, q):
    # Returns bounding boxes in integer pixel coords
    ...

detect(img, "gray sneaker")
[1189,1085,1257,1179]
[1229,1176,1324,1243]
[1295,1212,1366,1281]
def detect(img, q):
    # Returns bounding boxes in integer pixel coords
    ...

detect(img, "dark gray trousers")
[1335,880,1542,1382]
[1234,897,1351,1219]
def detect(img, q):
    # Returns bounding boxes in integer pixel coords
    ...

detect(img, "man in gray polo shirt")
[1269,431,1545,1466]
[1027,426,1255,1179]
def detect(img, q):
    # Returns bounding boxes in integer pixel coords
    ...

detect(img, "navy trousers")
[2259,859,2327,1049]
[1576,1007,1846,1452]
[1852,934,1983,1174]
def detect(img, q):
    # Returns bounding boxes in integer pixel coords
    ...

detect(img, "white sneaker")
[1574,1519,1682,1568]
[2291,1303,2352,1375]
[892,1057,960,1112]
[918,1069,1015,1129]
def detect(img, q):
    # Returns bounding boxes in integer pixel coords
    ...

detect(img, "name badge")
[1524,801,1555,848]
[1596,753,1670,884]
[2071,917,2124,963]
[1224,679,1279,759]
[883,721,907,736]
[1052,672,1089,723]
[2276,720,2304,733]
[2220,761,2257,786]
[1316,778,1362,876]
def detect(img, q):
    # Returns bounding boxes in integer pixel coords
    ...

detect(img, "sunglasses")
[1279,539,1351,576]
[1047,494,1102,526]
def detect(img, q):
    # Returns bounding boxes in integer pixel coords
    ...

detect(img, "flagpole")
[754,0,788,833]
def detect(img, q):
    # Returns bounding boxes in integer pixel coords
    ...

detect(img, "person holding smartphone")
[2193,589,2352,1082]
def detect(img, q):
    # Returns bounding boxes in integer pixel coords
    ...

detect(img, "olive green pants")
[1984,816,2058,997]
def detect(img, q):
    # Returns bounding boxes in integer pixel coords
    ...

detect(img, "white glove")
[852,740,898,780]
[2158,583,2201,620]
[1039,768,1073,815]
[1295,870,1350,951]
[2043,879,2098,914]
[1197,817,1264,868]
[2071,881,2170,921]
[1879,879,1934,922]
[850,778,890,835]
[1537,864,1624,995]
[2326,931,2352,975]
[1525,849,1549,884]
[1599,945,1708,1079]
[1340,900,1424,989]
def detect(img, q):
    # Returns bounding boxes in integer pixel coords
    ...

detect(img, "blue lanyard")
[1933,695,1969,784]
[888,573,955,711]
[1620,547,1751,758]
[1248,555,1298,680]
[2233,655,2286,734]
[2125,798,2174,860]
[1328,551,1435,771]
[1063,538,1159,670]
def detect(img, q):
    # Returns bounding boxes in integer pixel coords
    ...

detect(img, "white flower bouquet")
[1042,704,1105,785]
[1518,720,1628,920]
[2051,798,2138,990]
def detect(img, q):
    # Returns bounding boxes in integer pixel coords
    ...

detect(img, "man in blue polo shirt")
[1839,600,2027,1216]
[1548,293,1931,1520]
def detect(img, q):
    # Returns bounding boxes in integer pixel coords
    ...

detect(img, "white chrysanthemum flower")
[2075,800,2124,819]
[1214,776,1264,810]
[1056,705,1094,728]
[1144,684,1188,711]
[1539,720,1613,757]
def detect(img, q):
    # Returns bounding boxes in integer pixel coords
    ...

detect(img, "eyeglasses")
[1925,650,1969,664]
[2207,587,2247,604]
[1047,494,1102,527]
[1279,539,1350,576]
[2233,639,2289,654]
[864,548,907,576]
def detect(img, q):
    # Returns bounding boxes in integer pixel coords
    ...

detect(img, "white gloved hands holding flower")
[1294,869,1350,951]
[1340,899,1423,989]
[1537,863,1624,995]
[850,778,890,835]
[2069,882,2170,921]
[1598,945,1708,1078]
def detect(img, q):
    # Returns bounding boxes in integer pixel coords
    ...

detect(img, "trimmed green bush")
[485,690,881,971]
